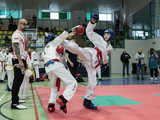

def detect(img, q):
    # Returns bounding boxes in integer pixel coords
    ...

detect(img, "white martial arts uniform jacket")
[42,31,68,73]
[12,30,28,60]
[6,53,14,71]
[31,51,39,65]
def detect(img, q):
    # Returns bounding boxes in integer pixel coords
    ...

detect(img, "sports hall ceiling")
[0,0,151,15]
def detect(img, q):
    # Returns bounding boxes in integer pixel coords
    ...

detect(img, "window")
[41,12,50,19]
[39,10,71,20]
[145,32,149,37]
[59,12,67,19]
[0,9,22,19]
[59,12,71,20]
[99,14,106,21]
[136,31,144,37]
[132,31,136,37]
[156,29,160,37]
[6,10,22,18]
[67,12,71,20]
[86,12,91,21]
[99,13,112,21]
[0,10,6,18]
[50,12,59,20]
[132,31,145,37]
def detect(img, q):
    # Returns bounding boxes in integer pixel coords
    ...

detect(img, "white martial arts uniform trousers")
[7,70,14,89]
[19,56,33,100]
[0,62,6,80]
[0,51,7,81]
[6,53,14,89]
[31,51,40,79]
[19,69,32,99]
[96,66,102,79]
[33,64,40,79]
[48,63,77,103]
[63,40,97,100]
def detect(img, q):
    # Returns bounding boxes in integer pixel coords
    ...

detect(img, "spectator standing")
[134,48,145,80]
[120,49,131,76]
[148,48,159,80]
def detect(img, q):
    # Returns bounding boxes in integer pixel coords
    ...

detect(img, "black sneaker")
[36,78,40,82]
[48,103,55,112]
[29,75,34,83]
[98,78,102,81]
[83,98,97,110]
[56,95,67,113]
[0,80,5,83]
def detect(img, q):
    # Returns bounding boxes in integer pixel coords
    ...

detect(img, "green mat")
[82,96,141,106]
[157,94,160,96]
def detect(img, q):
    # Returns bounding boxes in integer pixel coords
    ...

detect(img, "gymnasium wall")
[111,48,123,74]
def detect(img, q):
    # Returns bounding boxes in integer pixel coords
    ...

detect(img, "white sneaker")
[11,104,27,110]
[150,77,153,80]
[16,104,27,109]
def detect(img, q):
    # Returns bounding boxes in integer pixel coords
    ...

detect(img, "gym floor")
[0,74,160,120]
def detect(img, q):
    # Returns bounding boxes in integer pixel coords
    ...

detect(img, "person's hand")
[68,31,76,38]
[104,64,108,69]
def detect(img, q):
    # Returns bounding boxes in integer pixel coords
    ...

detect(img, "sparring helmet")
[92,14,99,21]
[104,29,114,40]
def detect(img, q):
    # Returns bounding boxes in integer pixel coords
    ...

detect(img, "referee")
[11,19,28,109]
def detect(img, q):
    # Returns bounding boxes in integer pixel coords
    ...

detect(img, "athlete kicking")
[62,14,114,110]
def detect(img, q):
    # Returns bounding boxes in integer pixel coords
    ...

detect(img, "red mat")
[36,85,160,120]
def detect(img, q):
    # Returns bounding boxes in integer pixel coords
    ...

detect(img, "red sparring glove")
[72,25,84,35]
[76,25,84,35]
[56,45,64,55]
